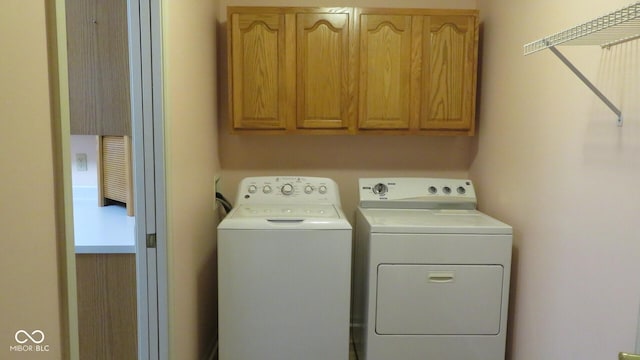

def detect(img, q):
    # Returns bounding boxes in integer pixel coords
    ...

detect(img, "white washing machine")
[352,178,512,360]
[217,176,352,360]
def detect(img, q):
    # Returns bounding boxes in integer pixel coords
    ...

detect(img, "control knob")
[304,185,314,194]
[373,183,388,195]
[281,183,294,195]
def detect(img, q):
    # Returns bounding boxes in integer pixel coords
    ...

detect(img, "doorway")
[58,0,168,358]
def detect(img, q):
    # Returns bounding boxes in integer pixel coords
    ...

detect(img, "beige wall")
[162,0,221,358]
[7,1,638,359]
[0,1,64,359]
[217,0,478,220]
[472,0,640,358]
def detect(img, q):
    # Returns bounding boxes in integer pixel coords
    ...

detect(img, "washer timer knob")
[373,183,388,195]
[281,183,294,195]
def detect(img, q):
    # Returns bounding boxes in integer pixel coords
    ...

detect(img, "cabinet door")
[296,12,352,130]
[421,15,477,132]
[358,14,412,130]
[229,13,291,130]
[66,0,131,136]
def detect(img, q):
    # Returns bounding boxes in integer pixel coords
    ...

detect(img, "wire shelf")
[524,1,640,55]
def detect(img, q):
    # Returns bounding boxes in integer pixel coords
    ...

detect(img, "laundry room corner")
[471,0,640,358]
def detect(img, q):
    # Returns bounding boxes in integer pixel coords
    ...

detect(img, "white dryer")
[352,178,512,360]
[217,176,352,360]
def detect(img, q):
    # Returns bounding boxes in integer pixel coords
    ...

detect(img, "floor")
[72,186,135,252]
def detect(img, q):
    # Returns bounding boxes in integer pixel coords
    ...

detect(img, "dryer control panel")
[359,177,477,209]
[236,176,342,206]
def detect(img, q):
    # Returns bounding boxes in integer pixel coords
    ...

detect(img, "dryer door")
[376,264,504,335]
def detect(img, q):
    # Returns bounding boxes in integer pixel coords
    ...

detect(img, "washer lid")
[359,208,512,234]
[218,204,352,230]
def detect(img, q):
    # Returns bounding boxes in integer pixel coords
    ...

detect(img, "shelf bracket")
[547,45,623,126]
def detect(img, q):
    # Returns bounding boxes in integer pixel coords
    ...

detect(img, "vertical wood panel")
[76,254,137,360]
[95,0,131,135]
[66,0,131,135]
[66,0,98,134]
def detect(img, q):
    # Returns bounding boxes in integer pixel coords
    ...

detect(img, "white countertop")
[73,187,135,254]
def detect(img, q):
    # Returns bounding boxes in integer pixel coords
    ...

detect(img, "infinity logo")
[15,330,45,344]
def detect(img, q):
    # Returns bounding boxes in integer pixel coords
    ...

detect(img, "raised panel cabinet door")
[229,12,289,130]
[358,13,412,130]
[421,14,478,132]
[296,11,352,130]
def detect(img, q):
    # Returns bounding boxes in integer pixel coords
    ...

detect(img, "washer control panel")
[236,176,340,206]
[359,177,477,209]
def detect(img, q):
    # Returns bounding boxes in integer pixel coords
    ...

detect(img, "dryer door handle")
[427,271,455,283]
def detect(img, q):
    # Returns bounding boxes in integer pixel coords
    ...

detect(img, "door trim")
[48,0,80,358]
[50,0,169,358]
[129,0,169,358]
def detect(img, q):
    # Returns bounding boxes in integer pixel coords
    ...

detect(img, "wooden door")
[358,13,413,130]
[296,11,353,130]
[229,12,290,130]
[420,15,477,132]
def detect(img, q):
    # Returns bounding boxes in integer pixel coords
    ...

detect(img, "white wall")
[69,135,98,188]
[472,0,640,358]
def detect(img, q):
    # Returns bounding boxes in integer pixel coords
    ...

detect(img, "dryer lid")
[359,208,512,234]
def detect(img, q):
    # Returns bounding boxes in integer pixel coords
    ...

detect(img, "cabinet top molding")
[227,6,478,16]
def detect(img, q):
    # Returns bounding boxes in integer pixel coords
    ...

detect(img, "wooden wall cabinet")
[227,7,478,136]
[228,7,355,133]
[358,9,478,135]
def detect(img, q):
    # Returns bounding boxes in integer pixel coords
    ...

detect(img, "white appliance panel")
[362,208,512,234]
[218,228,351,360]
[376,264,504,335]
[352,177,513,360]
[220,204,351,230]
